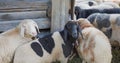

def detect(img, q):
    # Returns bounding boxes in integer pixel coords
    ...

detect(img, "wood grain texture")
[0,11,46,20]
[51,0,70,32]
[0,18,50,31]
[0,1,48,11]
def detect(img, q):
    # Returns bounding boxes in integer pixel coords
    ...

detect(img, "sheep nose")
[72,33,78,38]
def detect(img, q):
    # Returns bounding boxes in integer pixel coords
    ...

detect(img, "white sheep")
[13,21,82,63]
[0,19,39,63]
[75,1,98,9]
[76,18,112,63]
[91,4,114,9]
[75,1,119,9]
[100,2,120,8]
[87,13,120,46]
[91,2,119,9]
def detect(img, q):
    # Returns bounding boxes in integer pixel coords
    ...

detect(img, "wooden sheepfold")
[0,0,75,33]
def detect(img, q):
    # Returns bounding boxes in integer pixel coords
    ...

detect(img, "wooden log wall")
[0,0,50,31]
[0,0,74,33]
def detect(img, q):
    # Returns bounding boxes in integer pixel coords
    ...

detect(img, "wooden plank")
[0,8,46,12]
[70,0,75,20]
[0,0,49,2]
[0,1,48,11]
[51,0,70,32]
[0,18,50,31]
[0,11,46,20]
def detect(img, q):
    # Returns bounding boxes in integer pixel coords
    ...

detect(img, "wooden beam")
[70,0,75,20]
[0,8,46,12]
[0,11,46,20]
[0,18,50,31]
[0,1,48,11]
[0,0,49,2]
[51,0,70,32]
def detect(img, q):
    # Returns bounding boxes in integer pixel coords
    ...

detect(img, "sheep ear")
[20,24,25,37]
[64,27,68,41]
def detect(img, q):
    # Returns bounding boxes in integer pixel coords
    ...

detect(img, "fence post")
[51,0,72,32]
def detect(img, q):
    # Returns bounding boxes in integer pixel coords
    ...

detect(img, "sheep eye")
[67,24,71,29]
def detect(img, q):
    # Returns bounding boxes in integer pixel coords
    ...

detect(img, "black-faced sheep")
[0,19,39,63]
[87,13,120,46]
[75,6,101,19]
[13,21,82,63]
[76,18,112,63]
[75,6,120,19]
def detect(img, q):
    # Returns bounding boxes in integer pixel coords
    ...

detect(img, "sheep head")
[75,6,82,19]
[18,19,40,39]
[77,18,93,29]
[63,21,83,41]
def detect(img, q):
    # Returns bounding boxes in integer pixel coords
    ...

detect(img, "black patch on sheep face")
[31,42,43,57]
[116,16,120,26]
[103,28,112,38]
[96,14,111,29]
[38,34,55,54]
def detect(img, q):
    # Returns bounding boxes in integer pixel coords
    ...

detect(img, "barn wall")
[0,0,50,31]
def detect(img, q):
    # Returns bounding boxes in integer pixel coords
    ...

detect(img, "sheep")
[81,1,98,6]
[0,19,39,63]
[75,1,98,9]
[90,2,119,9]
[85,1,98,6]
[100,2,119,8]
[75,3,91,9]
[90,4,114,9]
[75,1,119,10]
[75,3,113,10]
[87,13,120,46]
[75,0,98,6]
[13,21,83,63]
[75,6,120,19]
[75,18,112,63]
[75,6,100,19]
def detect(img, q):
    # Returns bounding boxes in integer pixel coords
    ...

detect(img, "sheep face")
[75,6,82,19]
[20,19,39,38]
[64,21,81,40]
